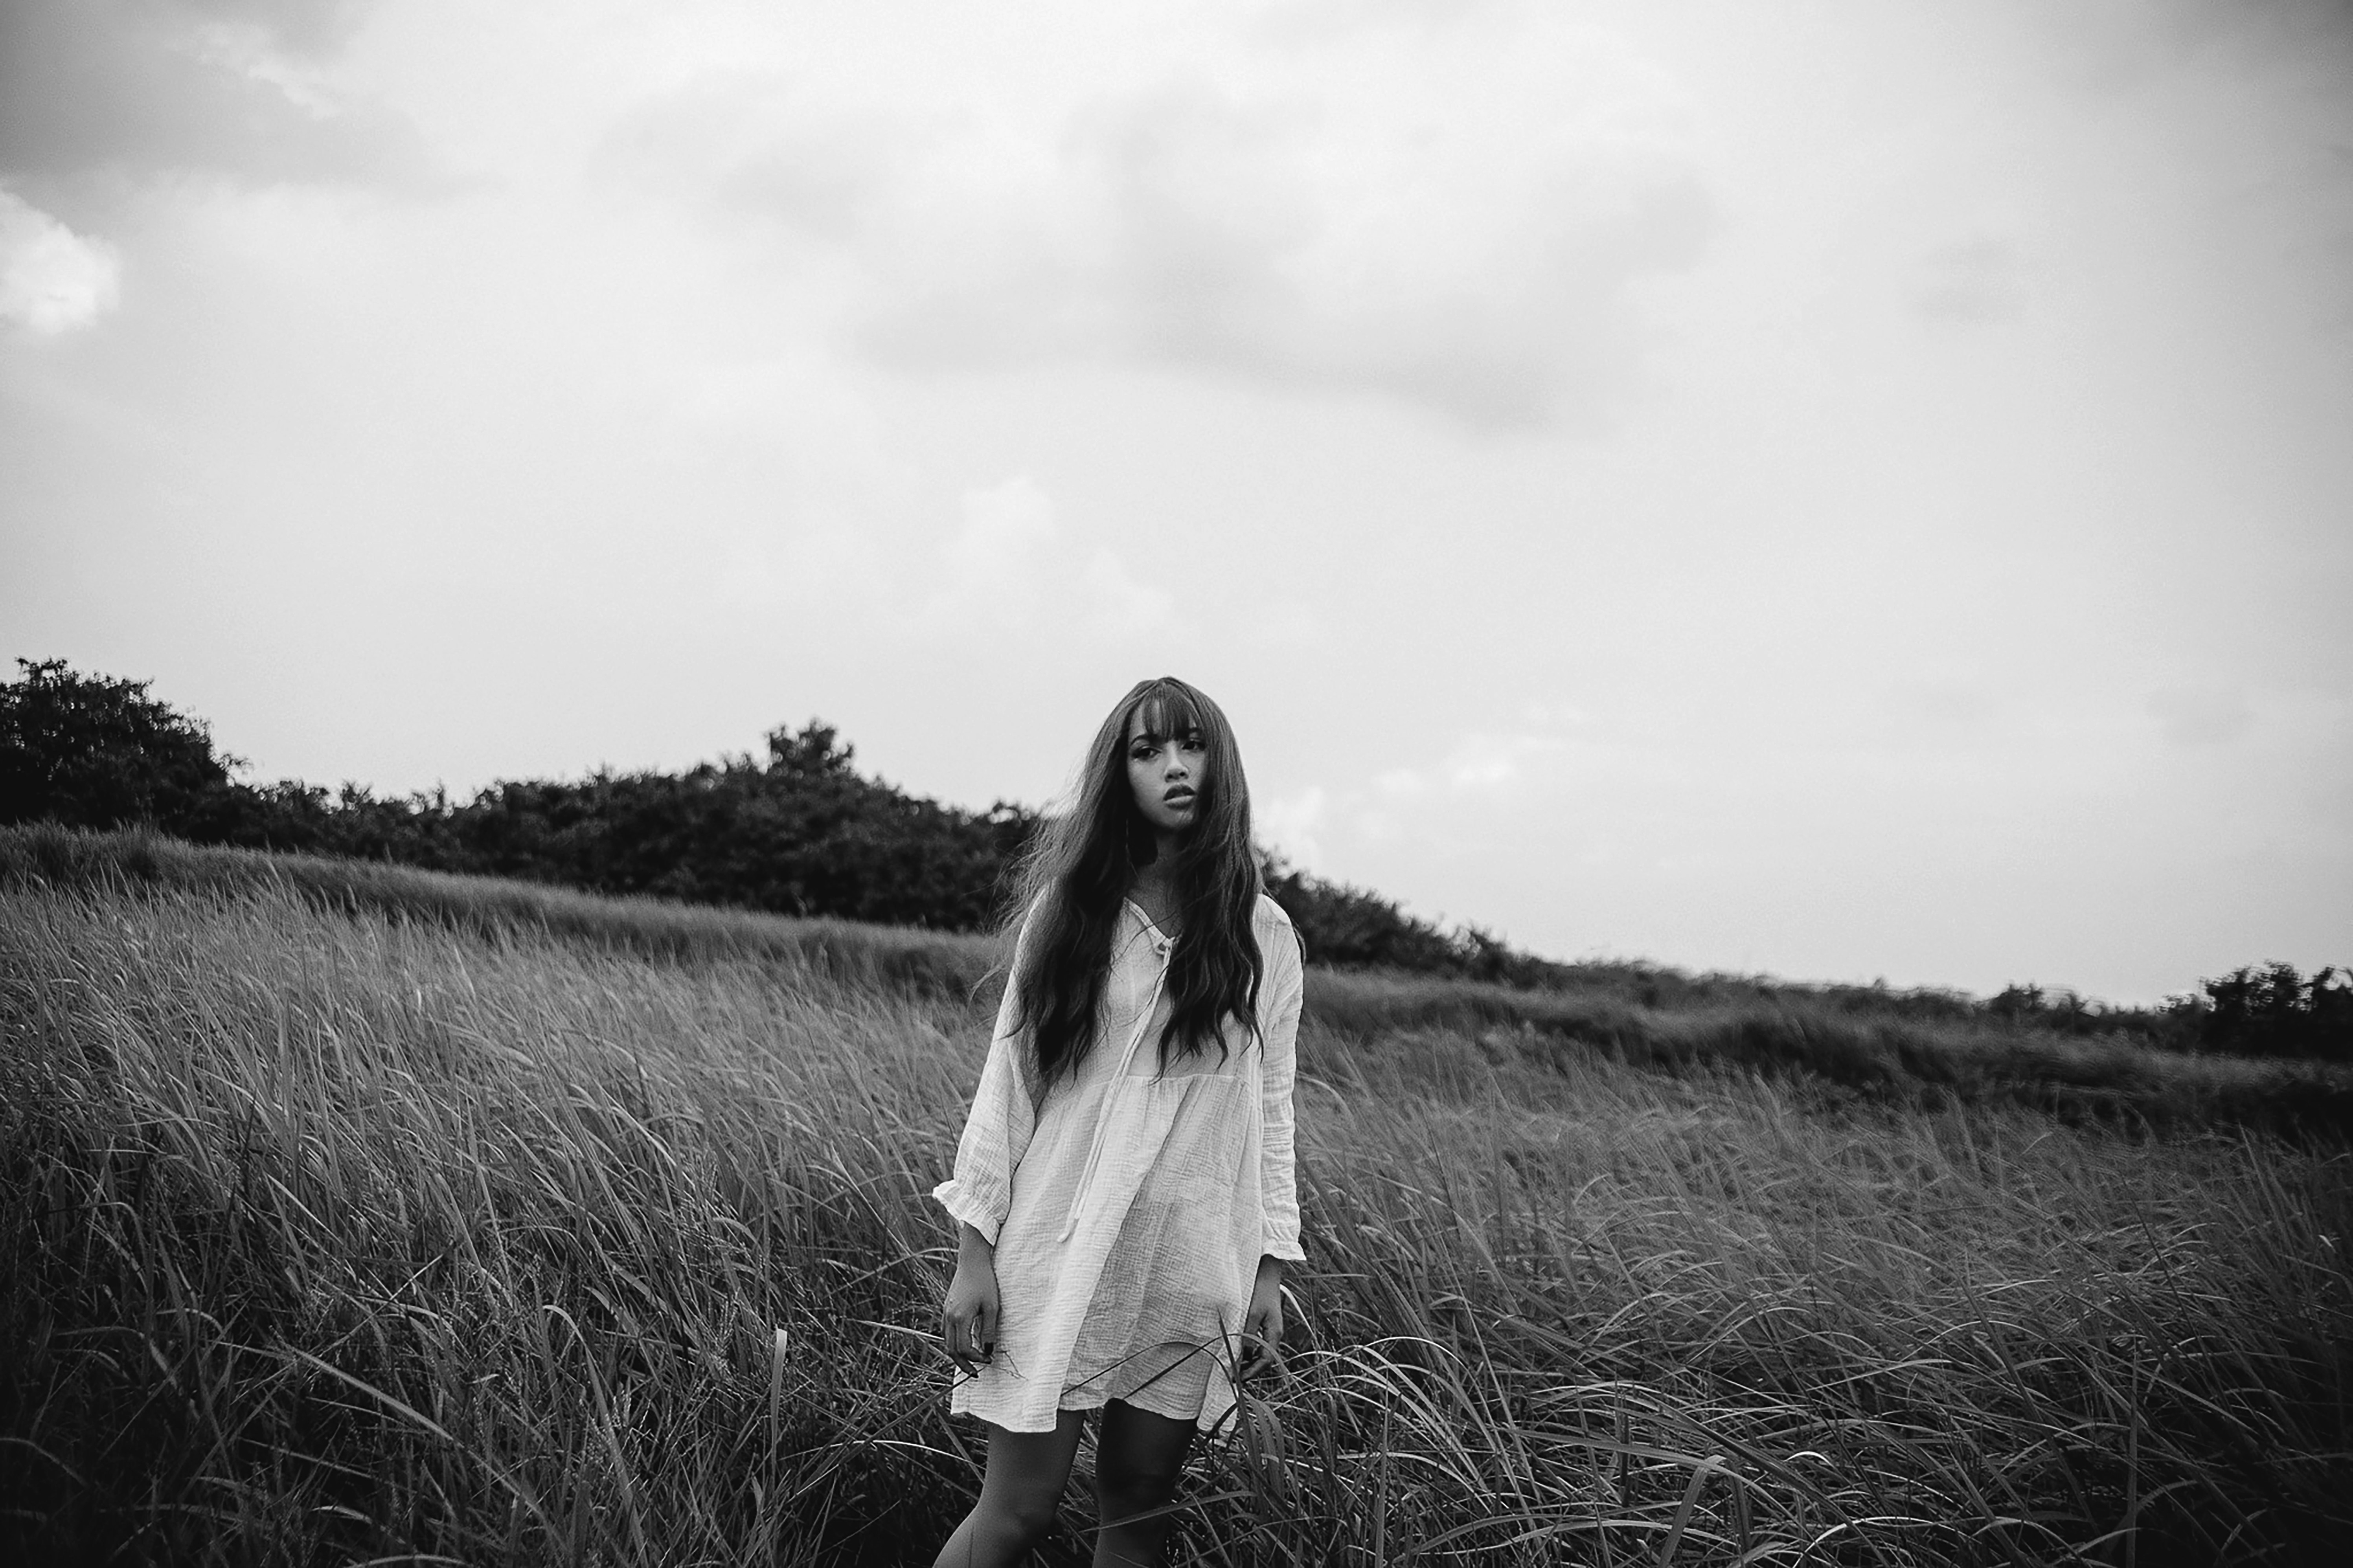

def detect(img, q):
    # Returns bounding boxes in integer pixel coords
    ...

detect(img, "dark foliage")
[1987,982,2182,1042]
[2186,963,2353,1063]
[1,659,1033,931]
[2,657,1559,960]
[0,659,243,837]
[1989,971,2353,1063]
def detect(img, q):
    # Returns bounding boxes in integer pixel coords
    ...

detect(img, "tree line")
[4,658,2345,1060]
[0,659,1515,972]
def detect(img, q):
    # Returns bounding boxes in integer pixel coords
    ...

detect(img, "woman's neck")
[1129,841,1183,932]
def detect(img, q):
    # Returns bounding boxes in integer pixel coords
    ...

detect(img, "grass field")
[3,827,2349,1564]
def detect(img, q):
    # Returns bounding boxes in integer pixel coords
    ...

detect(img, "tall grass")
[10,828,2344,1136]
[3,830,2349,1563]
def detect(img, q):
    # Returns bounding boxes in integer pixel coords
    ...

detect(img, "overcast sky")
[4,0,2349,1002]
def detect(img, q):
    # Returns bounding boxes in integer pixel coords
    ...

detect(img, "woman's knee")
[974,1485,1064,1543]
[1094,1453,1183,1520]
[970,1412,1081,1544]
[1094,1399,1192,1518]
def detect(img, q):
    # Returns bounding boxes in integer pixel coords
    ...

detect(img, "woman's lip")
[1164,790,1195,803]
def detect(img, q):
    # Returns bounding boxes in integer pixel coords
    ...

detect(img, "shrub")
[2187,962,2353,1063]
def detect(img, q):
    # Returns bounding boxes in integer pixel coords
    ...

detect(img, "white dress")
[932,894,1307,1434]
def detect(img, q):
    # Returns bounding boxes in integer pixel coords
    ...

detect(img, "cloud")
[869,72,1709,428]
[1876,675,2001,736]
[0,0,431,188]
[2018,0,2353,93]
[597,71,902,243]
[954,473,1059,558]
[1075,549,1175,637]
[2149,687,2253,748]
[179,0,372,58]
[0,187,120,333]
[940,474,1060,623]
[924,475,1172,639]
[1444,731,1570,789]
[1258,784,1328,869]
[610,13,1713,429]
[928,474,1065,627]
[1914,237,2028,324]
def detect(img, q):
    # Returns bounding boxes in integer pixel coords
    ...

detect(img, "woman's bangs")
[1129,686,1207,744]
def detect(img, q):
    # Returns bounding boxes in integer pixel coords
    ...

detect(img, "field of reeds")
[3,826,2349,1565]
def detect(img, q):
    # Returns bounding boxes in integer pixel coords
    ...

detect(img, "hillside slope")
[7,825,2345,1137]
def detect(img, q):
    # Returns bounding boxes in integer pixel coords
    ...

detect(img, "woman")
[930,676,1306,1568]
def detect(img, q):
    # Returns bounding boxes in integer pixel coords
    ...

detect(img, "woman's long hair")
[1007,676,1265,1087]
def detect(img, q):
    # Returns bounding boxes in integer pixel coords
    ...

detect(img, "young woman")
[930,676,1307,1568]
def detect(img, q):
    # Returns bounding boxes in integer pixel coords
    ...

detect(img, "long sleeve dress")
[932,894,1307,1434]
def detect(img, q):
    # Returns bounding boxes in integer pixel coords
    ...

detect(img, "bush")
[2186,962,2353,1063]
[1,660,1037,932]
[0,658,238,834]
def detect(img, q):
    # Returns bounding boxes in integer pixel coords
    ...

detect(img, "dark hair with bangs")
[1007,676,1266,1087]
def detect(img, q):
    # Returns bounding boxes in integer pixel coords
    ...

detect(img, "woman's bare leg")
[1091,1399,1196,1567]
[933,1412,1086,1568]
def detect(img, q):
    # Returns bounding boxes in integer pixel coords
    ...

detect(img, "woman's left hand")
[1236,1258,1285,1383]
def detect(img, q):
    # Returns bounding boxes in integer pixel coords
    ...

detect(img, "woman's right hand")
[941,1230,1000,1376]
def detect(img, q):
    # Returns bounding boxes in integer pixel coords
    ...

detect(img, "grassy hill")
[4,826,2349,1564]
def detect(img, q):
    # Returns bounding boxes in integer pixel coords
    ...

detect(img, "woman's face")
[1126,711,1209,840]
